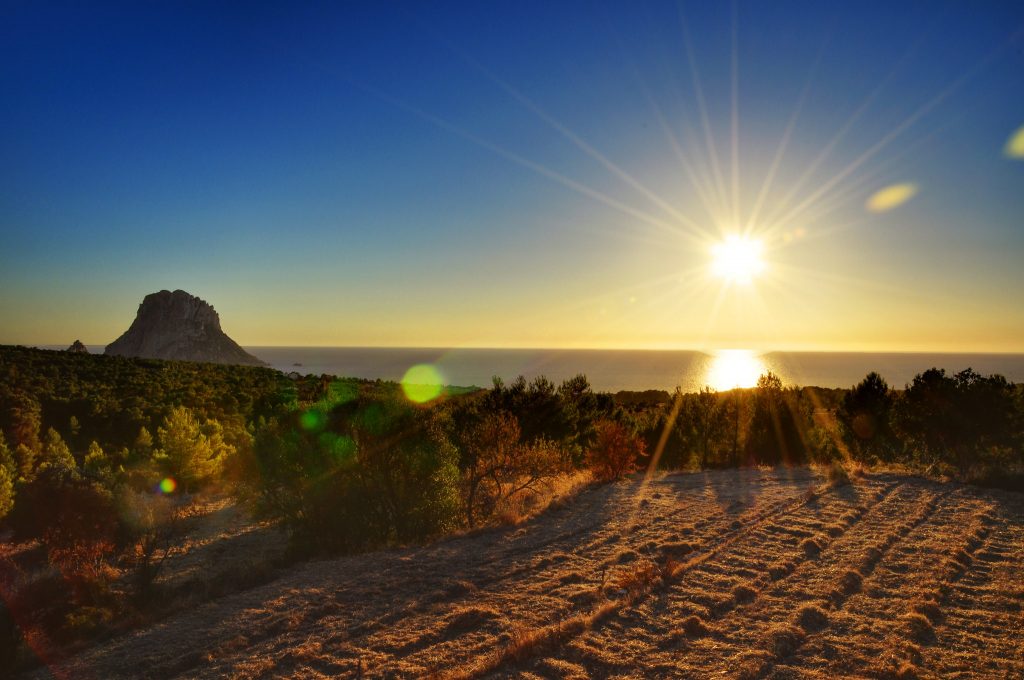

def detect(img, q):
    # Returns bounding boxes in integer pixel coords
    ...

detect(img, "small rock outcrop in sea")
[66,340,89,353]
[105,290,265,366]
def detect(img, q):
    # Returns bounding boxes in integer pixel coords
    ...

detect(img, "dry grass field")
[29,468,1024,680]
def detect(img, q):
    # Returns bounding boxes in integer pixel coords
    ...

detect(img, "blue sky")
[2,1,1023,350]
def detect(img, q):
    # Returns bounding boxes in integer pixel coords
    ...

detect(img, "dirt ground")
[25,467,1024,679]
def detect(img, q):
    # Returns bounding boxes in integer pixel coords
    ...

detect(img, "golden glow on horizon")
[1006,124,1024,159]
[711,235,765,284]
[866,183,918,213]
[706,349,765,391]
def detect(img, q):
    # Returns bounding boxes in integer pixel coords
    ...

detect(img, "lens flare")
[1006,124,1024,159]
[401,363,445,403]
[158,477,177,494]
[299,409,326,432]
[866,183,918,213]
[711,235,765,284]
[706,350,765,390]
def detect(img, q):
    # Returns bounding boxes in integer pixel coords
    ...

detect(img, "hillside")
[28,468,1024,679]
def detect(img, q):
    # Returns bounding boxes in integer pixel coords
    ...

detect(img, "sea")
[48,345,1024,393]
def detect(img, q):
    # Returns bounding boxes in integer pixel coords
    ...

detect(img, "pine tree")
[40,427,76,471]
[0,464,13,520]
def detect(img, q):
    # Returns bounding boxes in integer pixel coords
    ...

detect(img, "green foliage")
[837,372,896,463]
[895,368,1018,476]
[41,427,76,471]
[0,432,13,476]
[0,344,293,457]
[133,426,154,459]
[247,396,461,553]
[480,373,613,465]
[457,410,566,528]
[156,406,234,490]
[83,441,108,473]
[13,444,36,483]
[0,462,13,521]
[746,372,808,466]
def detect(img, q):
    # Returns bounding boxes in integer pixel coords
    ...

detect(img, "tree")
[83,441,108,474]
[40,427,75,471]
[118,490,187,602]
[746,372,806,466]
[678,387,730,469]
[157,407,232,490]
[0,463,13,521]
[587,419,645,482]
[459,411,566,528]
[0,433,14,477]
[837,372,896,463]
[896,368,1018,476]
[1,391,41,455]
[133,426,154,460]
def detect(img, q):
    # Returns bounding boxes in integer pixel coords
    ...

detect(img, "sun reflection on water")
[705,350,766,391]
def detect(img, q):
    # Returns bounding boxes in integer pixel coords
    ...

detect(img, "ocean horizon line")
[21,343,1024,357]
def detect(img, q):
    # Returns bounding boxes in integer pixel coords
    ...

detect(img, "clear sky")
[2,1,1023,351]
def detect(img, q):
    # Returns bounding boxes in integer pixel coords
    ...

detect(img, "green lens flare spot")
[300,409,326,432]
[401,364,445,404]
[159,477,177,494]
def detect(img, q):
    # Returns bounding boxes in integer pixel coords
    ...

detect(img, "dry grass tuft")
[838,569,863,595]
[902,612,935,643]
[615,549,638,564]
[613,560,660,597]
[876,662,919,680]
[859,545,884,573]
[825,522,846,537]
[732,583,757,604]
[680,614,710,638]
[444,579,477,597]
[825,461,851,487]
[558,571,585,585]
[768,560,795,580]
[445,606,501,635]
[764,623,805,658]
[734,654,769,680]
[800,536,823,557]
[911,600,943,623]
[662,541,695,557]
[795,604,829,632]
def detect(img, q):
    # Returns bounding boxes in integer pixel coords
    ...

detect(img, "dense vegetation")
[0,344,1021,671]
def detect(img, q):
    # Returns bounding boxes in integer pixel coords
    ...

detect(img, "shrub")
[157,407,234,491]
[458,411,567,528]
[587,420,645,482]
[247,396,461,553]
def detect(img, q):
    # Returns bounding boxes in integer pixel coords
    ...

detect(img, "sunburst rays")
[355,2,1016,354]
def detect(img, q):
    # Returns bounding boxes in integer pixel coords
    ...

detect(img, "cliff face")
[105,290,264,366]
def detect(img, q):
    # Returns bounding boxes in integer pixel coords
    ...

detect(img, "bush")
[587,420,645,482]
[458,411,566,528]
[895,368,1018,476]
[247,395,461,553]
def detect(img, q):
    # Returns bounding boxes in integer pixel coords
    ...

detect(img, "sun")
[711,235,765,284]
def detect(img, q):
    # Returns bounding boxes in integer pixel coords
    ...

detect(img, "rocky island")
[105,289,264,366]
